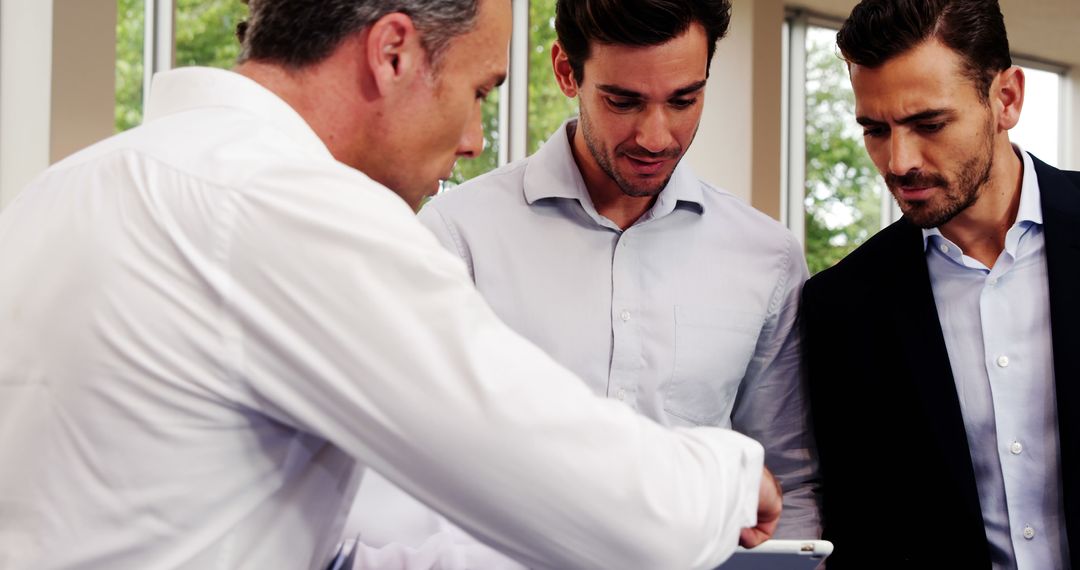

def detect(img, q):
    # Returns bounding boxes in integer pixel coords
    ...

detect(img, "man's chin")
[616,172,672,198]
[902,204,958,230]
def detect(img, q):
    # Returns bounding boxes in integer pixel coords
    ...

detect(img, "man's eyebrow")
[596,79,708,99]
[597,84,643,98]
[671,80,707,97]
[856,108,953,126]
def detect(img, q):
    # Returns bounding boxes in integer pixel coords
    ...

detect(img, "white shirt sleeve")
[223,163,765,570]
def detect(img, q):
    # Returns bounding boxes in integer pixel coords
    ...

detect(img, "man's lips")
[624,155,667,176]
[897,185,937,200]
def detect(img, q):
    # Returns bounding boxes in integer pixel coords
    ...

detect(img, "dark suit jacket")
[801,154,1080,569]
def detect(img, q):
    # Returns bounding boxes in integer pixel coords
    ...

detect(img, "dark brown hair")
[554,0,732,83]
[837,0,1012,102]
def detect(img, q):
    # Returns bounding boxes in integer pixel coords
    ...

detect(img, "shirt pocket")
[663,305,764,426]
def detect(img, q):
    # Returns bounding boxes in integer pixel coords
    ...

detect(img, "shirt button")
[939,244,949,254]
[987,276,998,286]
[997,355,1010,368]
[1010,441,1023,455]
[616,388,627,401]
[1023,525,1035,540]
[620,310,631,322]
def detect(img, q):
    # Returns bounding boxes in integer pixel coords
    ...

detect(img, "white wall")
[0,0,53,208]
[1065,72,1080,170]
[686,0,784,219]
[0,0,115,209]
[51,0,117,165]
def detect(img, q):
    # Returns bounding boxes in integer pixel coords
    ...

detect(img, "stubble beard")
[579,105,681,198]
[889,119,996,229]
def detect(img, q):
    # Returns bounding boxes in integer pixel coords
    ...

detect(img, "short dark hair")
[837,0,1012,102]
[237,0,480,70]
[554,0,732,83]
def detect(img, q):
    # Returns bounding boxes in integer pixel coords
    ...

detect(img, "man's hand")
[739,466,782,548]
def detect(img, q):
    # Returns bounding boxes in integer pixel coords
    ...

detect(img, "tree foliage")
[802,30,887,274]
[116,1,579,184]
[115,0,247,132]
[115,0,144,132]
[452,0,578,183]
[527,0,578,155]
[173,0,248,68]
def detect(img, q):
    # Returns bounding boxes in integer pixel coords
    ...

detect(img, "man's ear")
[993,66,1025,131]
[365,12,427,96]
[551,41,579,98]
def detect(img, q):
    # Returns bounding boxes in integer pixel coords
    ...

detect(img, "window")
[1011,63,1063,167]
[115,0,248,132]
[173,0,248,69]
[785,17,890,275]
[527,0,577,155]
[115,0,145,132]
[116,1,582,186]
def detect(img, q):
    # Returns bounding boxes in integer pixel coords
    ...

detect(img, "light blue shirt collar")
[523,119,704,226]
[922,144,1042,251]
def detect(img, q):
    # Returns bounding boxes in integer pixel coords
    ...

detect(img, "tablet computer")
[715,539,833,570]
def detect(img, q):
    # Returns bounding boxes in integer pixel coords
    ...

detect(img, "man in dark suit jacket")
[802,1,1079,568]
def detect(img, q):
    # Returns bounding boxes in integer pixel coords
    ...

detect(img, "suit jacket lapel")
[887,220,986,528]
[1034,157,1080,560]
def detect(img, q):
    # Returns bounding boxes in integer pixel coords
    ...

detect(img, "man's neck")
[567,123,656,230]
[234,52,372,170]
[938,142,1024,268]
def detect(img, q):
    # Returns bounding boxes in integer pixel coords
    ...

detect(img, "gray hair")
[237,0,480,70]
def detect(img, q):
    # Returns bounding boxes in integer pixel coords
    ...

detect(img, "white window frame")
[1011,55,1068,167]
[141,0,174,108]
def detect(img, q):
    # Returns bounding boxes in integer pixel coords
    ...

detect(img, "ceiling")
[788,0,1080,68]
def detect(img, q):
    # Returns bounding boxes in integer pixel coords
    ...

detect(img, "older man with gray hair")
[0,0,782,569]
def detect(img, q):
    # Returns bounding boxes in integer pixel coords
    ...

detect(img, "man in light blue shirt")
[420,0,819,538]
[342,0,819,566]
[803,1,1079,568]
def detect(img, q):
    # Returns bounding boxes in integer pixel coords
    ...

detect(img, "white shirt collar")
[144,67,333,160]
[522,119,704,217]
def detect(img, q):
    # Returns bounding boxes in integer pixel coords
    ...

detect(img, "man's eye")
[606,98,639,111]
[669,98,697,110]
[862,126,888,138]
[918,122,945,133]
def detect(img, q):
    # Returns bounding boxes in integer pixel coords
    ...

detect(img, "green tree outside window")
[528,0,578,154]
[803,27,887,274]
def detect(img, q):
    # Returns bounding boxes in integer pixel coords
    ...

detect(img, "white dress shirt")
[0,68,767,570]
[343,120,819,567]
[924,147,1069,570]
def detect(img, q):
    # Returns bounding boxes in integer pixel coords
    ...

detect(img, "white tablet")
[715,539,833,570]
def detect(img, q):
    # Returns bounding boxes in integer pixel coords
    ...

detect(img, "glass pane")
[174,0,249,69]
[1011,66,1060,167]
[528,0,577,155]
[803,26,887,275]
[447,91,501,185]
[115,0,145,132]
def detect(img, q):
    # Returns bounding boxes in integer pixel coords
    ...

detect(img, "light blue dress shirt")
[418,120,820,537]
[924,148,1070,570]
